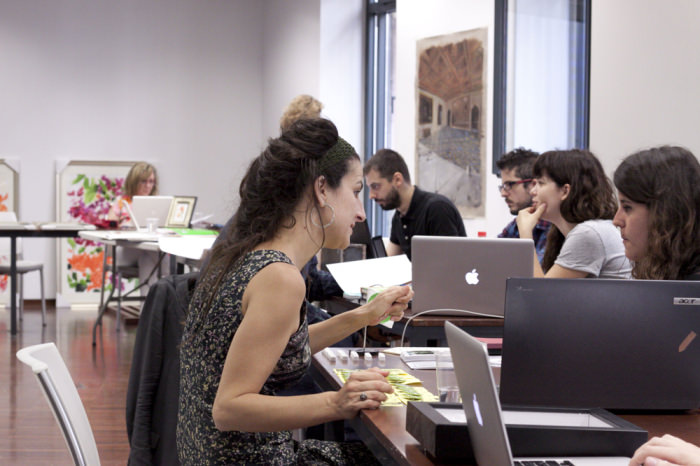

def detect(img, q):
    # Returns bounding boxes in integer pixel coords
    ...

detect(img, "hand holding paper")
[326,255,412,297]
[363,285,413,326]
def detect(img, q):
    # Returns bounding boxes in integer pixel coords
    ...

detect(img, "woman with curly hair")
[279,94,323,131]
[177,118,412,465]
[516,149,631,278]
[613,145,700,280]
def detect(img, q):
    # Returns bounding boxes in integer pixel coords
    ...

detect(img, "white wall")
[0,0,340,300]
[590,0,700,175]
[262,0,321,140]
[0,0,365,300]
[395,0,508,236]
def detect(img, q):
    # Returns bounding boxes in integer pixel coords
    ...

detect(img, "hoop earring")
[311,204,335,229]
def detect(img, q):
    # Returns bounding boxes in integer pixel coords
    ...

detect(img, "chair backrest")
[0,211,22,257]
[16,342,100,466]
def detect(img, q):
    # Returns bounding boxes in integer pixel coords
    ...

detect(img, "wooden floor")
[0,301,135,465]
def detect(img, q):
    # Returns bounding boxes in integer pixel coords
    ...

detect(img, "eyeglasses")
[498,179,533,192]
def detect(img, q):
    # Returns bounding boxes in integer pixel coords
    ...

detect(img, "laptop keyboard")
[514,461,575,466]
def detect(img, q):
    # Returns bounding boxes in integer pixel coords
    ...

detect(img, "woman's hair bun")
[278,118,339,162]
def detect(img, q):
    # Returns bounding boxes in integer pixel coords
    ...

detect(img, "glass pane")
[506,0,588,152]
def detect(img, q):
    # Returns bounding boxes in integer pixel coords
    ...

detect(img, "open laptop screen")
[411,236,533,317]
[500,278,700,410]
[130,196,174,228]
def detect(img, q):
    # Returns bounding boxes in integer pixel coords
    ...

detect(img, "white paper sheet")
[326,254,412,297]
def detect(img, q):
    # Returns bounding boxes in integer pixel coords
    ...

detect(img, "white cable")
[399,308,504,348]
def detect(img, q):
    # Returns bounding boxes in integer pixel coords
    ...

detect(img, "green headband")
[319,137,356,172]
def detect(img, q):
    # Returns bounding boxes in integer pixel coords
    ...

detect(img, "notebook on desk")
[445,321,630,465]
[500,278,700,410]
[129,196,174,228]
[410,236,533,317]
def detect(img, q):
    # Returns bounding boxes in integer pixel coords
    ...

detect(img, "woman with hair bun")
[516,149,631,278]
[177,118,412,465]
[613,145,700,280]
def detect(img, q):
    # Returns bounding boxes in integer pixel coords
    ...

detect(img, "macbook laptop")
[500,278,700,410]
[411,236,533,317]
[130,195,174,229]
[445,321,630,465]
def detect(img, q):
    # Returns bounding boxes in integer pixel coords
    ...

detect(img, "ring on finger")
[359,392,368,401]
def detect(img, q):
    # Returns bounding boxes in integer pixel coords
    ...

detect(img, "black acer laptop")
[500,278,700,410]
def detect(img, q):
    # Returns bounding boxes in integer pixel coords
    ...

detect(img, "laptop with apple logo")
[445,321,631,465]
[410,236,533,317]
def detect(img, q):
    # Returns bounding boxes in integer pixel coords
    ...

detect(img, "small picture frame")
[166,196,197,228]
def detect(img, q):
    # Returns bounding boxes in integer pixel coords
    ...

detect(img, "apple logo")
[465,268,479,285]
[473,393,484,426]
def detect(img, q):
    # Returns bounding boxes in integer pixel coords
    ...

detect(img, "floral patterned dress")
[177,250,379,465]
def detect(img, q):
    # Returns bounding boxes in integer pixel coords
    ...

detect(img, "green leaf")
[84,186,96,204]
[72,174,85,185]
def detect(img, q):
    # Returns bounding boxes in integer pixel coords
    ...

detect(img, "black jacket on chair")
[126,272,198,466]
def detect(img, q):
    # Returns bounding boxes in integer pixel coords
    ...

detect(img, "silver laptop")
[130,195,173,229]
[445,321,630,465]
[411,236,533,317]
[500,278,700,410]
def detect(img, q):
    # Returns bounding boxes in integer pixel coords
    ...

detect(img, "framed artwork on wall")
[416,27,488,218]
[165,196,197,228]
[55,160,135,305]
[0,159,18,213]
[0,159,19,304]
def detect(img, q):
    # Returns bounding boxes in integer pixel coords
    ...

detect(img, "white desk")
[158,235,216,261]
[78,230,217,344]
[79,230,216,258]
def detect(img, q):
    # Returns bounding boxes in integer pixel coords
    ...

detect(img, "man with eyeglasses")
[496,148,550,264]
[364,148,466,260]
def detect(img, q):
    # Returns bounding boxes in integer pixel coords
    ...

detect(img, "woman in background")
[613,145,700,280]
[516,149,631,278]
[108,162,158,225]
[107,162,164,295]
[615,146,700,463]
[280,94,323,130]
[177,118,411,465]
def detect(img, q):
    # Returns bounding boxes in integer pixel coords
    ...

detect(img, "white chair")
[16,342,101,466]
[0,211,46,326]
